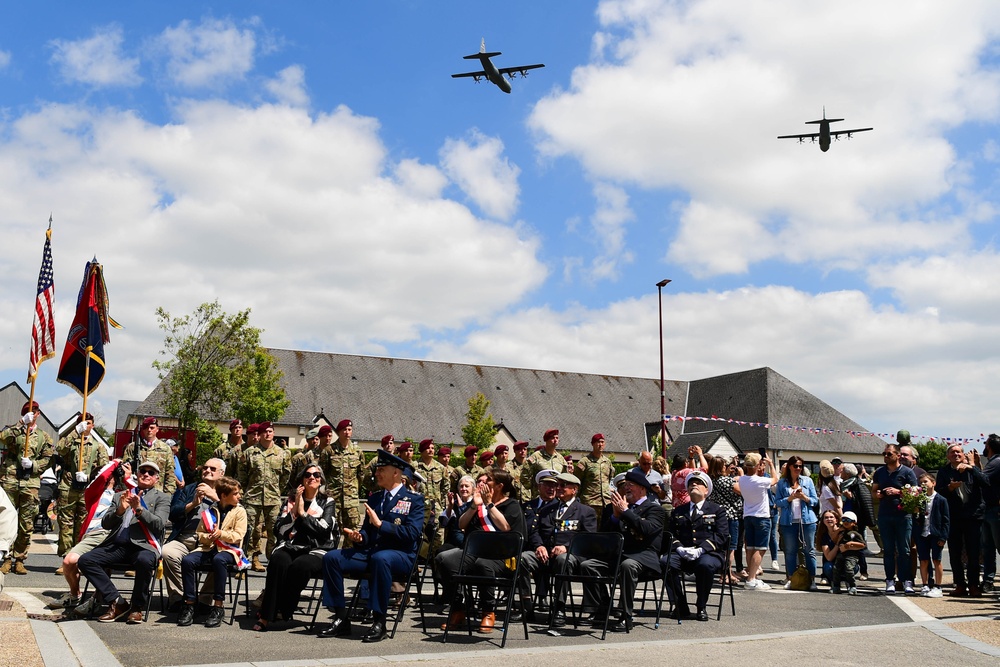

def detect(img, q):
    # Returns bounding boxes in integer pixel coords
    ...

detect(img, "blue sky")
[3,1,1000,444]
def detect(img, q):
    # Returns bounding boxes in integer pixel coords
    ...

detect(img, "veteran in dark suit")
[666,471,729,621]
[518,472,597,625]
[318,450,424,643]
[77,461,170,624]
[586,468,665,631]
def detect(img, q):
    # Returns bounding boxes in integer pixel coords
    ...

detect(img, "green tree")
[461,392,496,451]
[152,301,288,450]
[914,440,948,472]
[231,348,291,425]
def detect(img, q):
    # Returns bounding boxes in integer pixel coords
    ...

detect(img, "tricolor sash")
[79,460,135,541]
[475,504,498,532]
[202,507,251,570]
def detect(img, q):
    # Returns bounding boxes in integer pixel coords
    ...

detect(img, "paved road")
[3,529,999,667]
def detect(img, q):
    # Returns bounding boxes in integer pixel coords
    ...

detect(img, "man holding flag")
[0,401,54,575]
[77,461,170,624]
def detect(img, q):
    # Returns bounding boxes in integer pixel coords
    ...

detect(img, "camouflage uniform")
[575,453,614,515]
[415,458,449,554]
[55,433,109,556]
[239,444,289,558]
[121,438,177,494]
[520,449,566,498]
[227,442,254,481]
[0,423,54,567]
[210,438,243,473]
[449,462,484,492]
[286,448,318,494]
[508,458,531,503]
[319,441,366,544]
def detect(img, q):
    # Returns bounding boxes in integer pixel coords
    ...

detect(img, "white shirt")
[739,475,773,518]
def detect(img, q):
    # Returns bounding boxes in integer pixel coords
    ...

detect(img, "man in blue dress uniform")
[318,449,424,643]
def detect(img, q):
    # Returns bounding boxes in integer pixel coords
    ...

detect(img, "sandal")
[252,620,268,632]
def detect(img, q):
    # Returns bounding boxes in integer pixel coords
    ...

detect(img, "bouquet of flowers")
[899,484,929,515]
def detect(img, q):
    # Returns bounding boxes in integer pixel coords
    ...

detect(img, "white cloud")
[439,130,520,220]
[587,182,635,281]
[529,0,1000,276]
[0,50,10,70]
[50,25,141,87]
[156,17,257,88]
[0,99,546,415]
[426,282,1000,439]
[265,65,308,107]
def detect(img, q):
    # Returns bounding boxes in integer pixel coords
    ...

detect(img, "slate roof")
[0,381,59,441]
[133,351,884,458]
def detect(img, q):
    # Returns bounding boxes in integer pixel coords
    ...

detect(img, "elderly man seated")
[517,472,597,625]
[666,471,729,621]
[76,461,170,624]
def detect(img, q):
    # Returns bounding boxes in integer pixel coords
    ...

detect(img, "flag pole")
[24,375,37,458]
[79,346,93,471]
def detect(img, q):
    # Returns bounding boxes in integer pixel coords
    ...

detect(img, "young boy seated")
[914,472,949,598]
[178,476,247,628]
[831,512,866,595]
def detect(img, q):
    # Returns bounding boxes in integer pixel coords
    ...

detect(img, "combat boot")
[0,559,11,574]
[251,555,265,572]
[13,560,29,575]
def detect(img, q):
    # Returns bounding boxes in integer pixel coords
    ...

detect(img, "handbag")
[788,522,814,591]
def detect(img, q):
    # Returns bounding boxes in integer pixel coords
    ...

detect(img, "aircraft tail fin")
[464,37,500,59]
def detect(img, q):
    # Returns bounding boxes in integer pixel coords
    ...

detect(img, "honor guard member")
[666,471,728,621]
[520,429,566,498]
[320,419,366,546]
[450,445,484,492]
[0,401,54,574]
[121,417,177,495]
[478,450,494,469]
[492,444,510,472]
[415,439,448,554]
[576,433,614,515]
[364,435,395,495]
[211,419,244,465]
[240,421,289,570]
[55,413,109,558]
[287,427,320,495]
[318,449,424,643]
[509,441,531,503]
[436,445,453,471]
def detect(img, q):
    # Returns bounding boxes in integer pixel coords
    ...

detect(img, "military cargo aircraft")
[451,39,544,94]
[778,109,873,152]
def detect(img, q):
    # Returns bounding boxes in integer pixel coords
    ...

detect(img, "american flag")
[28,222,56,382]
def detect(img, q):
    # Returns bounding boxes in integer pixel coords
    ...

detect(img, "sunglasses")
[882,452,894,457]
[791,464,803,469]
[303,471,322,479]
[138,469,158,476]
[202,465,219,472]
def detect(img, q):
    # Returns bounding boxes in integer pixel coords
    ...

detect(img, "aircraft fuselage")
[818,121,831,152]
[478,55,511,93]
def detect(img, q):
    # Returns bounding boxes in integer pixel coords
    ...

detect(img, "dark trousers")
[260,547,323,622]
[322,547,413,617]
[436,548,513,612]
[666,552,722,613]
[580,556,658,618]
[77,543,157,609]
[181,550,235,602]
[948,515,983,589]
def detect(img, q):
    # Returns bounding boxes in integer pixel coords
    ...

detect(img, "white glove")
[689,547,704,560]
[75,422,86,435]
[21,413,34,425]
[75,471,89,483]
[20,457,33,470]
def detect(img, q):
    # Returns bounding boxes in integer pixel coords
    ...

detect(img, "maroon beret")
[229,418,242,431]
[141,416,158,428]
[258,421,273,431]
[397,441,413,452]
[591,433,605,443]
[543,429,559,441]
[318,425,334,437]
[494,444,509,455]
[464,445,478,457]
[419,439,434,453]
[479,451,494,463]
[564,454,573,462]
[248,423,260,434]
[336,419,352,432]
[513,441,528,451]
[438,446,452,456]
[381,434,394,446]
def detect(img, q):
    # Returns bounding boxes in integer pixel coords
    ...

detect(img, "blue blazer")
[775,476,820,526]
[354,485,424,558]
[916,493,950,542]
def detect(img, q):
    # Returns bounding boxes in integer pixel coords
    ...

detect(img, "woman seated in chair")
[438,475,476,554]
[178,476,247,628]
[253,463,337,631]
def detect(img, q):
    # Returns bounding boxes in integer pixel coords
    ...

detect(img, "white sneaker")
[927,587,943,598]
[744,579,759,590]
[885,580,896,594]
[756,580,772,590]
[783,581,792,590]
[771,560,780,571]
[847,587,858,596]
[920,585,930,596]
[904,581,914,594]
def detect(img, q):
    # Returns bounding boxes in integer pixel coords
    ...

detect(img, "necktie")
[381,492,391,516]
[556,503,567,520]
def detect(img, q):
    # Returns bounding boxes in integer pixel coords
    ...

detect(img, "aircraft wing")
[829,127,873,137]
[452,70,487,79]
[777,132,820,140]
[497,63,545,77]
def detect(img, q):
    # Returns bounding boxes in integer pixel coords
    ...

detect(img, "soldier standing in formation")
[121,417,177,494]
[287,426,320,494]
[576,433,614,516]
[491,444,510,473]
[211,419,244,467]
[0,401,54,575]
[436,445,452,474]
[320,419,365,546]
[520,429,566,498]
[415,439,448,554]
[363,435,395,495]
[508,441,531,503]
[55,413,109,563]
[240,421,289,570]
[450,445,484,492]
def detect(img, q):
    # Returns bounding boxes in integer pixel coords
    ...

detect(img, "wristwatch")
[486,503,495,510]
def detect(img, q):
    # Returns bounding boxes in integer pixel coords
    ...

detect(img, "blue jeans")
[780,522,816,579]
[728,518,740,551]
[877,513,912,582]
[181,550,235,602]
[982,506,1000,584]
[769,509,779,561]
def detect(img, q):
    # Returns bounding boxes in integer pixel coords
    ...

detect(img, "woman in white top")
[817,460,843,516]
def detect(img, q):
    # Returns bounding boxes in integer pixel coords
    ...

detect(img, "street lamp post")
[656,279,671,460]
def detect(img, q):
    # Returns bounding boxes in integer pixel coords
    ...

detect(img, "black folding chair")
[80,560,165,621]
[192,560,250,625]
[551,532,624,640]
[660,547,736,621]
[442,531,527,648]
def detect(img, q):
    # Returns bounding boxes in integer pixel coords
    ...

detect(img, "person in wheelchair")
[665,471,729,621]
